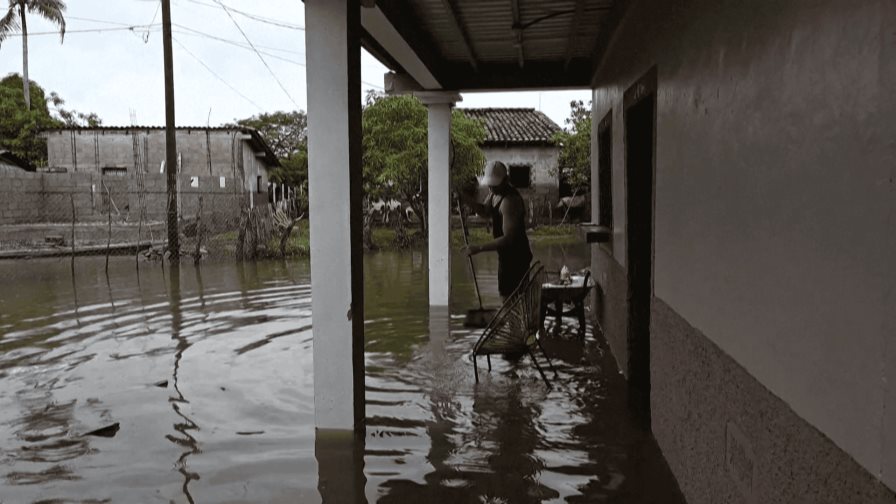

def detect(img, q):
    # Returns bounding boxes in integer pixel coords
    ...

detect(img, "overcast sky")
[0,0,590,128]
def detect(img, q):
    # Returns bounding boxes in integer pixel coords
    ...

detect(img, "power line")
[211,0,300,109]
[173,24,304,58]
[184,0,304,31]
[1,25,158,36]
[144,1,162,43]
[173,36,263,110]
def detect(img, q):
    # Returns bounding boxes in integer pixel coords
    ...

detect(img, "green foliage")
[361,94,486,230]
[0,1,67,44]
[232,111,307,159]
[553,100,592,193]
[48,91,102,127]
[0,73,60,165]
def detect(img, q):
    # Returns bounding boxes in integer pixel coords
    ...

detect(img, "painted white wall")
[592,0,895,487]
[305,0,363,431]
[478,145,560,200]
[427,102,452,306]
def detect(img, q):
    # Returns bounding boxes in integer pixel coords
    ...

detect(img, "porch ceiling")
[362,0,623,91]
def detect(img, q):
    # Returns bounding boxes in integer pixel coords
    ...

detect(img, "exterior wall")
[0,165,245,227]
[45,129,272,191]
[590,0,895,500]
[478,145,559,202]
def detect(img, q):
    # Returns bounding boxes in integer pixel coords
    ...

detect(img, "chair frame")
[471,261,558,387]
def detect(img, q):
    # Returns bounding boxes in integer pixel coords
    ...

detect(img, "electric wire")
[210,0,300,108]
[184,0,304,31]
[173,36,263,111]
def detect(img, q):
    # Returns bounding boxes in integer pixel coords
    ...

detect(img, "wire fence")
[0,166,305,262]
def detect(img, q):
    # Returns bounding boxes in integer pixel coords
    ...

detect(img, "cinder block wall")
[0,166,247,227]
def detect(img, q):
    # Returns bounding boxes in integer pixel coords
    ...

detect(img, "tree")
[48,91,102,127]
[0,0,67,110]
[362,94,486,235]
[553,99,592,193]
[0,73,102,166]
[0,73,58,165]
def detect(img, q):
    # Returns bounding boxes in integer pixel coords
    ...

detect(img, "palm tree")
[0,0,66,110]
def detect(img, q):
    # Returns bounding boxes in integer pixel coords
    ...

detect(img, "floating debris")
[153,380,168,388]
[236,431,264,436]
[84,422,120,438]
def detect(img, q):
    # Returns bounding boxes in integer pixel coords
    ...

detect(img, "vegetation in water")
[272,222,580,258]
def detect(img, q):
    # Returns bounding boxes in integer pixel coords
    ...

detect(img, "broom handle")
[457,198,484,310]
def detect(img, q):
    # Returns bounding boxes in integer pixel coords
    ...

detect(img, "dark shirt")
[487,186,532,264]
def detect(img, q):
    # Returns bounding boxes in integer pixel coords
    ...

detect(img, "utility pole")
[161,0,180,259]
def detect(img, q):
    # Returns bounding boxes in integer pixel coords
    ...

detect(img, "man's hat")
[484,161,508,186]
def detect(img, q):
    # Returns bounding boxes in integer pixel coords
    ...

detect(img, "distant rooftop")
[460,108,561,147]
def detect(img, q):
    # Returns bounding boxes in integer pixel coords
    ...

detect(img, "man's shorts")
[497,255,532,297]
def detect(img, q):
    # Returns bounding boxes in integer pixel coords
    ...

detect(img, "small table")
[541,274,595,338]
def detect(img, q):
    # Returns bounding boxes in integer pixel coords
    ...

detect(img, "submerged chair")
[471,261,557,387]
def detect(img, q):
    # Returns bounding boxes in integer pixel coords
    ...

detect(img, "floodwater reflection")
[0,243,683,502]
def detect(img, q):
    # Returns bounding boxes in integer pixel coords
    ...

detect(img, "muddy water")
[0,243,683,503]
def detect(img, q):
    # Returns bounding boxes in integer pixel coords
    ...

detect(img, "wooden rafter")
[564,0,586,69]
[441,0,479,71]
[510,0,524,68]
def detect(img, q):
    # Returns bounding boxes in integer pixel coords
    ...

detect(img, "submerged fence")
[0,166,304,260]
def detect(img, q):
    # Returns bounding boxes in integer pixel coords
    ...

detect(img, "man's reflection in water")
[164,264,200,504]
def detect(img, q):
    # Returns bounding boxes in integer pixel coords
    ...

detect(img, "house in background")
[42,126,279,197]
[462,108,562,210]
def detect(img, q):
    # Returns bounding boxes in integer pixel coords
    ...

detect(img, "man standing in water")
[461,161,533,301]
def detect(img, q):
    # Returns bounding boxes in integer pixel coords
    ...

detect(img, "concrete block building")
[460,108,561,202]
[43,126,278,195]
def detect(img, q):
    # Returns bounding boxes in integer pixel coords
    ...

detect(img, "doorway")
[624,68,657,427]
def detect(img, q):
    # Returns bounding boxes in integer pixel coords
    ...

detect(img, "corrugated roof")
[460,108,561,146]
[43,126,281,167]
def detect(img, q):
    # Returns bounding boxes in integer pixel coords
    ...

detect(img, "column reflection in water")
[316,429,366,504]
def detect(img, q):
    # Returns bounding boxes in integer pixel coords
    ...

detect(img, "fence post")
[70,194,76,269]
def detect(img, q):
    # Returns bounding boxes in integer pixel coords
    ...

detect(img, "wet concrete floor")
[0,244,685,502]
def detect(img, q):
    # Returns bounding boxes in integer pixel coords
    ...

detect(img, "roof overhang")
[359,0,625,92]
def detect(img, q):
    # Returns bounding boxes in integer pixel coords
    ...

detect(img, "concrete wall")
[45,129,272,192]
[590,0,895,500]
[0,165,246,227]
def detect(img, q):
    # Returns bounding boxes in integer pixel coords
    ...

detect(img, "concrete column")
[417,91,462,306]
[305,0,364,432]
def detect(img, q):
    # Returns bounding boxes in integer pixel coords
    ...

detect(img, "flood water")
[0,242,684,503]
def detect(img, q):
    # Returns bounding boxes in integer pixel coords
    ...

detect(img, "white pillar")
[417,91,462,306]
[305,0,364,432]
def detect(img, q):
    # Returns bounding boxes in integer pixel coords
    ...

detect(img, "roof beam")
[363,1,446,90]
[440,0,478,71]
[590,0,631,86]
[564,0,586,70]
[442,60,592,90]
[510,0,524,68]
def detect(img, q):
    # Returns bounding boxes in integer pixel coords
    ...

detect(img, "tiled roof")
[459,108,561,146]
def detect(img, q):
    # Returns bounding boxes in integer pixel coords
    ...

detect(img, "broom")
[458,198,497,328]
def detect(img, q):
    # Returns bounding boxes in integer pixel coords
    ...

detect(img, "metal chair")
[471,261,557,387]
